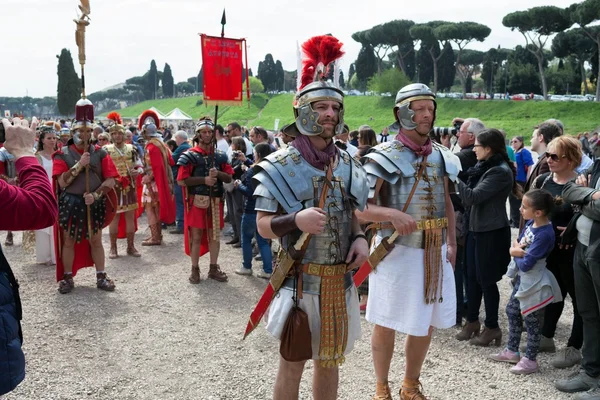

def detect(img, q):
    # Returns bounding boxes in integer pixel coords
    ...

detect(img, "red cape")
[147,140,176,224]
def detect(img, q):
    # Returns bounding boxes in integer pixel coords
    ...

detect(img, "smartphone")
[0,123,5,144]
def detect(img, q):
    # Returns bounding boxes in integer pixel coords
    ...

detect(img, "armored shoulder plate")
[253,147,311,214]
[362,141,415,186]
[177,150,200,167]
[214,150,228,166]
[253,146,368,214]
[433,142,462,183]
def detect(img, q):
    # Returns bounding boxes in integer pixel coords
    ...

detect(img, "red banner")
[200,34,248,106]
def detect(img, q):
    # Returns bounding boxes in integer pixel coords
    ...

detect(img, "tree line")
[48,0,600,116]
[349,0,600,101]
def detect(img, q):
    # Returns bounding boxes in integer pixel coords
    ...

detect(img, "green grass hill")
[105,94,600,139]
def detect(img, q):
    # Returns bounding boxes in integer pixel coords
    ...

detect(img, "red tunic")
[52,144,119,281]
[146,140,176,224]
[177,146,233,256]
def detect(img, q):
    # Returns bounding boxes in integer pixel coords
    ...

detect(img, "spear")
[73,0,94,239]
[208,8,226,241]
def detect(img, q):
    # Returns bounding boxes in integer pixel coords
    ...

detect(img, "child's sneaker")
[510,357,539,375]
[489,348,520,364]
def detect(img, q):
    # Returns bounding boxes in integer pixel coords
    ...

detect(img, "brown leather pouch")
[193,195,210,209]
[280,305,312,362]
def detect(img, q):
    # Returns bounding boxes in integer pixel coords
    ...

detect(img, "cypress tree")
[56,49,81,116]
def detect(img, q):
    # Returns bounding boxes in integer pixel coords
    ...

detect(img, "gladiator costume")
[0,147,17,246]
[52,98,119,292]
[105,111,143,258]
[363,84,461,333]
[249,35,369,367]
[139,110,176,245]
[361,84,461,398]
[177,118,234,283]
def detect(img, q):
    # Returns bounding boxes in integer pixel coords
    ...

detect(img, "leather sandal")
[189,265,201,284]
[400,379,427,400]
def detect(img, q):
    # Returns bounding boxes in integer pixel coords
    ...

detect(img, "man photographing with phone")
[0,117,58,396]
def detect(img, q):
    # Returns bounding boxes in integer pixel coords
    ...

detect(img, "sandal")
[400,379,427,400]
[372,381,392,400]
[96,272,116,291]
[58,276,75,294]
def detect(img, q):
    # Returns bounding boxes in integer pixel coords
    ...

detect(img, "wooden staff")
[86,165,92,238]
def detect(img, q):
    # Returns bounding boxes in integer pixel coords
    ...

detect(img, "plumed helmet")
[393,83,436,131]
[138,110,161,137]
[286,35,345,138]
[106,111,126,134]
[71,98,95,131]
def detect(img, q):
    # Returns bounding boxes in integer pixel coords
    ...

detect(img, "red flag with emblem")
[200,34,250,106]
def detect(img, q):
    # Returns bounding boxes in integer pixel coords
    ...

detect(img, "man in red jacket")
[139,110,176,245]
[0,116,58,396]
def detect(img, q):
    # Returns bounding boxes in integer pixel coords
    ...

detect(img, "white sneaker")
[256,270,271,279]
[234,266,252,276]
[552,346,582,369]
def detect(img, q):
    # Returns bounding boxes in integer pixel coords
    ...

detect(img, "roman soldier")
[246,35,369,399]
[177,116,233,283]
[139,110,176,245]
[104,111,143,258]
[53,98,119,294]
[355,83,462,399]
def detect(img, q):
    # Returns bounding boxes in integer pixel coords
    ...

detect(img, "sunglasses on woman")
[545,152,565,162]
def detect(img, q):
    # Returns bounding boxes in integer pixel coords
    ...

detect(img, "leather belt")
[281,264,353,295]
[368,217,449,249]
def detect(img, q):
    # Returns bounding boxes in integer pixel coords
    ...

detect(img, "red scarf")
[291,134,338,170]
[395,130,432,156]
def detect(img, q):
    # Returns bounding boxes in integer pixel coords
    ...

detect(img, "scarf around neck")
[291,134,338,170]
[466,153,505,189]
[395,130,432,156]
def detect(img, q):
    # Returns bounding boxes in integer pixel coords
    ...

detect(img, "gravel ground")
[2,216,581,400]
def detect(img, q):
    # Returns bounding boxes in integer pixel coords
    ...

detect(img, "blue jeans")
[241,213,272,273]
[174,185,184,230]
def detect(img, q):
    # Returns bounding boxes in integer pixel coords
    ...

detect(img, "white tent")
[164,108,193,121]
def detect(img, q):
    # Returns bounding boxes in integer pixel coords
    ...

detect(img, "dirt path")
[2,217,579,399]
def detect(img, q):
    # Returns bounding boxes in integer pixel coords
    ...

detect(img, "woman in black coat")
[455,128,520,346]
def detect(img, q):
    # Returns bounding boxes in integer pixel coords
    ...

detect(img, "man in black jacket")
[451,117,486,326]
[556,160,600,399]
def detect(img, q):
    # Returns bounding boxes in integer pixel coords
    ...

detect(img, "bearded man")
[250,35,369,400]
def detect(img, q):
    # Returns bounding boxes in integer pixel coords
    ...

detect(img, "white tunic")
[366,239,456,337]
[34,154,56,265]
[265,284,362,360]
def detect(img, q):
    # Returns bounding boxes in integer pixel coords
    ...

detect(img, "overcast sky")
[2,0,580,98]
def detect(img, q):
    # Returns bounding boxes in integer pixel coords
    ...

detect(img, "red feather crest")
[300,35,344,91]
[106,111,122,125]
[138,110,160,131]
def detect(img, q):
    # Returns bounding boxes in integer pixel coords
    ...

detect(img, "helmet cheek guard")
[293,81,345,137]
[393,83,437,131]
[295,103,323,136]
